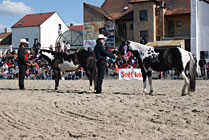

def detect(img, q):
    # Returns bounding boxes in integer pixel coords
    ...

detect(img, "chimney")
[4,28,9,34]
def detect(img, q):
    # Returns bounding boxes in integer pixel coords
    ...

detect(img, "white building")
[191,0,209,62]
[11,12,69,49]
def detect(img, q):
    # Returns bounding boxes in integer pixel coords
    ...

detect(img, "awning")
[146,40,185,49]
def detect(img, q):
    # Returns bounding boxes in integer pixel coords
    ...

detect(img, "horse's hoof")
[181,93,186,96]
[55,87,59,90]
[89,86,93,90]
[145,92,153,96]
[187,93,192,96]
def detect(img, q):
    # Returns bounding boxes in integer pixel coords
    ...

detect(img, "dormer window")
[123,6,128,12]
[18,22,24,25]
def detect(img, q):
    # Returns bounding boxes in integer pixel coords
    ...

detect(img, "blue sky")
[0,0,104,32]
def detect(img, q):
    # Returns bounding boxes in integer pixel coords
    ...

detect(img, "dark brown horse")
[40,49,97,90]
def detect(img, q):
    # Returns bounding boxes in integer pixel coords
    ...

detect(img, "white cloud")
[0,0,33,16]
[0,24,11,33]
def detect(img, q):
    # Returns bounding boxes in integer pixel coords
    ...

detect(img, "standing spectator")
[18,39,30,90]
[94,34,117,93]
[55,42,61,52]
[61,41,66,52]
[206,62,209,79]
[33,39,41,55]
[49,44,53,51]
[1,62,9,78]
[199,57,206,79]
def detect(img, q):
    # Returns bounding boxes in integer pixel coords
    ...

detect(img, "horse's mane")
[129,41,149,51]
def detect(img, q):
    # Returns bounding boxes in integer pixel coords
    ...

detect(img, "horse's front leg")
[54,70,60,90]
[141,68,147,94]
[147,71,153,95]
[86,70,93,90]
[180,71,189,96]
[92,65,97,91]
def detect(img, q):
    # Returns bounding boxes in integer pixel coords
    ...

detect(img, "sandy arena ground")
[0,79,208,140]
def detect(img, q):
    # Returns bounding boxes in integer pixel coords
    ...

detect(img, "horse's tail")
[189,53,196,92]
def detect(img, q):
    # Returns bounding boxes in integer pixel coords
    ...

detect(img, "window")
[156,36,161,41]
[168,20,174,37]
[156,9,160,16]
[130,24,133,30]
[140,10,148,21]
[58,24,62,30]
[123,6,128,12]
[118,24,126,39]
[200,51,209,59]
[176,21,182,27]
[140,30,148,44]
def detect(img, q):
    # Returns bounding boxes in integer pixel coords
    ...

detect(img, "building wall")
[133,1,156,42]
[197,0,209,61]
[165,14,190,37]
[116,20,134,41]
[126,21,134,41]
[12,26,40,48]
[191,0,209,62]
[191,0,198,56]
[156,8,165,40]
[84,4,106,22]
[40,13,69,48]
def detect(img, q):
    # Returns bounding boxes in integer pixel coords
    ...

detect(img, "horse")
[119,41,196,96]
[40,49,97,90]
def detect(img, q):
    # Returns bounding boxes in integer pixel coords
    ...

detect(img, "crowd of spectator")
[0,41,208,80]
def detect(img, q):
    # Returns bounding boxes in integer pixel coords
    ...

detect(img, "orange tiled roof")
[0,32,11,45]
[101,0,133,19]
[69,25,83,31]
[12,12,55,28]
[0,32,11,39]
[85,0,133,20]
[129,0,152,3]
[164,0,190,15]
[84,3,113,20]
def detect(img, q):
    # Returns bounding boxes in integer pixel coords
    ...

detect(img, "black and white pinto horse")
[40,49,97,90]
[119,41,196,96]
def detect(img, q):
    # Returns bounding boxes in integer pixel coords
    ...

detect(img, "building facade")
[12,12,69,49]
[84,0,192,50]
[191,0,209,62]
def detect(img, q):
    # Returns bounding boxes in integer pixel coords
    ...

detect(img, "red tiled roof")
[101,0,133,19]
[69,25,83,31]
[85,0,133,20]
[129,0,152,3]
[84,3,113,20]
[164,0,190,15]
[12,12,56,28]
[0,32,12,45]
[129,0,191,16]
[0,32,11,39]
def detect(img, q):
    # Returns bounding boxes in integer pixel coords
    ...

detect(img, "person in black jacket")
[18,39,30,90]
[33,39,41,55]
[94,34,117,93]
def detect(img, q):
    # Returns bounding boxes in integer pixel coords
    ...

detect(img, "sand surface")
[0,79,208,140]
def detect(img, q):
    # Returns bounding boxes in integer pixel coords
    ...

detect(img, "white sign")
[84,40,96,48]
[119,69,143,80]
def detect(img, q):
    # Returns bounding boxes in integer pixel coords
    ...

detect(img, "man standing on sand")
[199,57,206,79]
[94,34,117,93]
[18,39,31,90]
